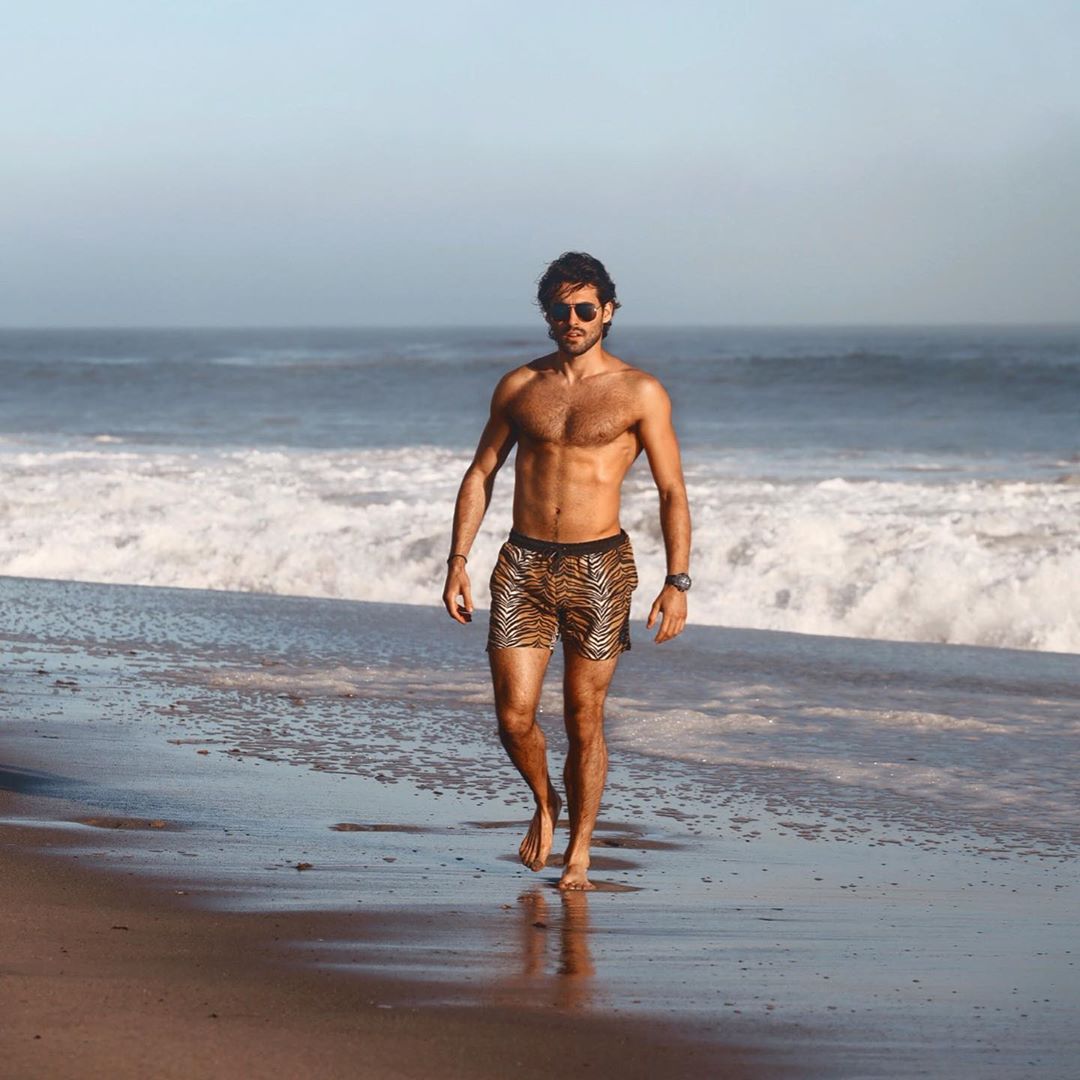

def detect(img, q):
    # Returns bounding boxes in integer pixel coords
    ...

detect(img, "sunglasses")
[547,301,601,322]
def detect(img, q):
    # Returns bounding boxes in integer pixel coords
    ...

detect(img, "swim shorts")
[487,529,638,660]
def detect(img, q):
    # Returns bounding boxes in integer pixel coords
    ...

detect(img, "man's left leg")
[559,645,620,891]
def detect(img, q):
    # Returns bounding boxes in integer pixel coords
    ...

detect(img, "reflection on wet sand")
[507,888,595,1010]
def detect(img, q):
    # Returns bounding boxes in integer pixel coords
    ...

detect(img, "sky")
[3,1,1079,327]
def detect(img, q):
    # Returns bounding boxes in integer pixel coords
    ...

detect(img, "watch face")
[667,573,692,592]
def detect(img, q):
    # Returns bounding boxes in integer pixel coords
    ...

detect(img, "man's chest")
[510,380,638,448]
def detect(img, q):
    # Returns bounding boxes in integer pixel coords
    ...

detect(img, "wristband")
[446,553,468,566]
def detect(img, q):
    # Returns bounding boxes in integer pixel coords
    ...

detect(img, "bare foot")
[519,785,561,871]
[558,858,595,891]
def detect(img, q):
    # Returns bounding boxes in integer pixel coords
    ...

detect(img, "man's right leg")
[489,646,562,871]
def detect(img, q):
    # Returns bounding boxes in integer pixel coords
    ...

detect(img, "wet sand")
[2,576,1078,1077]
[2,801,781,1080]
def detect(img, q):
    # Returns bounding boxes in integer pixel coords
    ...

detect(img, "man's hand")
[647,585,687,643]
[443,564,474,624]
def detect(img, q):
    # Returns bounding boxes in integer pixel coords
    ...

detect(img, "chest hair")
[512,378,637,448]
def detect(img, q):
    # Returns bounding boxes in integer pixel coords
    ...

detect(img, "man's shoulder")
[574,356,669,413]
[594,350,659,381]
[489,356,550,407]
[613,364,669,400]
[611,366,672,425]
[496,357,546,388]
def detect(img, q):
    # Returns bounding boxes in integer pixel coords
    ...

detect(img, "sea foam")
[3,440,1078,653]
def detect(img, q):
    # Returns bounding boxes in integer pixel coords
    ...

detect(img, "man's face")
[546,284,611,357]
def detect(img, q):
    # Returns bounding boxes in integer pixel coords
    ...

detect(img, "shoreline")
[3,575,1077,1077]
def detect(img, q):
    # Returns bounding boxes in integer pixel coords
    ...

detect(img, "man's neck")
[555,342,608,381]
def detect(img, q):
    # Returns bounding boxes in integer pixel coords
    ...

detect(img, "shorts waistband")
[507,529,628,556]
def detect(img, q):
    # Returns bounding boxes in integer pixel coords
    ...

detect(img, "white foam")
[635,466,1080,653]
[2,440,1078,653]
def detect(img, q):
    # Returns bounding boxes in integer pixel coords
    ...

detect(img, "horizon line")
[1,320,1078,333]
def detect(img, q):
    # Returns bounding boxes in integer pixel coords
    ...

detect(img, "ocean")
[2,324,1078,652]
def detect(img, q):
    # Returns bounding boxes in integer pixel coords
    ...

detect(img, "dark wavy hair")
[536,251,621,338]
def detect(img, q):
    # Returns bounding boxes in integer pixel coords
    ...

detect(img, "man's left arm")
[637,377,691,644]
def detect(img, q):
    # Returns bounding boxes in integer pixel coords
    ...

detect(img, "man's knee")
[496,698,538,740]
[564,701,605,744]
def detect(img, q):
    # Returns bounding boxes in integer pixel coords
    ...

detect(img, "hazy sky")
[4,1,1079,326]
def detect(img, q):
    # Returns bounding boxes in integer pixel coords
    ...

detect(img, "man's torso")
[501,358,650,543]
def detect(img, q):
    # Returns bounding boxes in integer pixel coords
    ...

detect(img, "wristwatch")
[665,573,692,592]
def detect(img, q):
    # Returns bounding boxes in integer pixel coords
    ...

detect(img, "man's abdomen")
[512,440,635,543]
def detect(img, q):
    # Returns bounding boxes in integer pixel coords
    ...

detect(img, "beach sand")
[2,808,769,1080]
[2,576,1077,1078]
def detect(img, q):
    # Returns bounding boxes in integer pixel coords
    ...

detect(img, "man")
[442,252,691,891]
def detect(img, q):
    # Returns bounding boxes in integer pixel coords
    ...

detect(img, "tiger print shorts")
[487,530,638,660]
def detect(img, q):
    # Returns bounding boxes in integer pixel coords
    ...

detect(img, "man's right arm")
[442,375,519,624]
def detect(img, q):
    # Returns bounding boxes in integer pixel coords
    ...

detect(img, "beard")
[549,322,603,356]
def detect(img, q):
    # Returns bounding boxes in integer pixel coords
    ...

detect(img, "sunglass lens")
[548,302,599,322]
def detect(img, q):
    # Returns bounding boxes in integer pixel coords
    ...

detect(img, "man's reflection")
[511,887,594,1008]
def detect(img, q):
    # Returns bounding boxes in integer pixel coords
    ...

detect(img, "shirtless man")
[442,252,691,891]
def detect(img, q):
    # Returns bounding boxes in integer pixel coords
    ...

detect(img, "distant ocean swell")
[4,442,1078,654]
